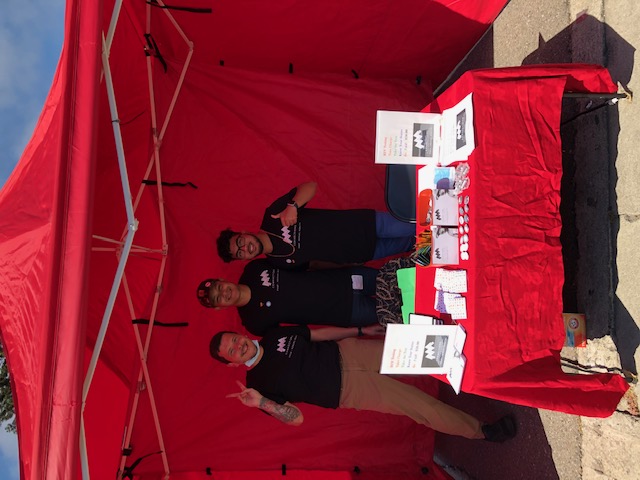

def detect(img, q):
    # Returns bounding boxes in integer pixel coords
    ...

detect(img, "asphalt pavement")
[432,1,640,479]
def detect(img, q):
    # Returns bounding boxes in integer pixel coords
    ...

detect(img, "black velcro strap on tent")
[143,34,167,73]
[133,318,189,328]
[121,451,162,479]
[146,0,212,13]
[142,179,198,189]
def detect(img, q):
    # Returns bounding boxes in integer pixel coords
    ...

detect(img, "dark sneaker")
[482,415,517,443]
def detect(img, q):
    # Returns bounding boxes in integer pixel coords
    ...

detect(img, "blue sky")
[1,0,66,478]
[1,0,65,185]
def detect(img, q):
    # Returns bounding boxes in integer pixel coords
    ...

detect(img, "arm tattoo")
[259,396,301,424]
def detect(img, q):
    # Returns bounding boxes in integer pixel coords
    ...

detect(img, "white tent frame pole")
[116,257,170,477]
[114,3,193,479]
[152,0,192,46]
[105,0,124,53]
[92,246,163,253]
[80,228,135,480]
[92,234,165,254]
[125,0,194,227]
[80,32,139,480]
[83,1,195,477]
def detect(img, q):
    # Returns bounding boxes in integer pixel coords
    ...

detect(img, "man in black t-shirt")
[196,259,378,336]
[209,326,517,442]
[215,181,415,270]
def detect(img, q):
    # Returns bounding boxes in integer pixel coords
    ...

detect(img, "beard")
[247,233,264,256]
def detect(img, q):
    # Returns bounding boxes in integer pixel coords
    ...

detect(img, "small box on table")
[563,313,587,348]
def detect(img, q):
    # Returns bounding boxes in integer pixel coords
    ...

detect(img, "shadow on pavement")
[525,15,638,373]
[614,297,640,374]
[604,16,638,374]
[435,387,559,480]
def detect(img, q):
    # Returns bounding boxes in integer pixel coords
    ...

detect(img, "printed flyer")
[380,323,465,374]
[375,94,475,165]
[375,111,442,165]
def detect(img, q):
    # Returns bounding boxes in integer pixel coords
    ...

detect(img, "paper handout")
[375,93,475,166]
[380,323,466,375]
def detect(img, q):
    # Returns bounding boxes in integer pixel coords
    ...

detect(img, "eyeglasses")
[235,235,246,259]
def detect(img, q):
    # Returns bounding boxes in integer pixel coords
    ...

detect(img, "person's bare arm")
[227,381,303,426]
[271,181,318,226]
[258,397,303,426]
[309,324,386,342]
[291,181,317,206]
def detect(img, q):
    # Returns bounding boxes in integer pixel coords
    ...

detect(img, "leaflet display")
[380,323,466,375]
[375,93,475,166]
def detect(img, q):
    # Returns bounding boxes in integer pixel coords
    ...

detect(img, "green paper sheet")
[396,267,416,324]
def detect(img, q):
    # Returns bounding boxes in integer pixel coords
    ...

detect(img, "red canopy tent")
[0,1,510,479]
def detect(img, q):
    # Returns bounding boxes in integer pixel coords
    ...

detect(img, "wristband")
[357,326,364,337]
[287,201,299,209]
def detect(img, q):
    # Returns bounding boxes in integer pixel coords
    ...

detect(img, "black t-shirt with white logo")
[246,326,341,409]
[238,260,353,336]
[260,188,377,270]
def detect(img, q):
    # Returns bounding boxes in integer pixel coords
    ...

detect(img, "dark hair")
[196,278,222,308]
[210,330,235,364]
[217,228,239,263]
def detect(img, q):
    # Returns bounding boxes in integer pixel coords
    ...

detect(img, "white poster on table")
[375,111,442,165]
[380,323,465,375]
[441,93,475,165]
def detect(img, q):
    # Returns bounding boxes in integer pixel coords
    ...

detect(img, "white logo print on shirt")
[260,270,272,287]
[277,337,287,353]
[280,226,292,244]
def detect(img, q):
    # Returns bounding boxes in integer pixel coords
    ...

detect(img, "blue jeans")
[372,211,415,260]
[350,266,378,326]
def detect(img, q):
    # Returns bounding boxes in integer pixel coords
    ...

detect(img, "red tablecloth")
[415,64,628,417]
